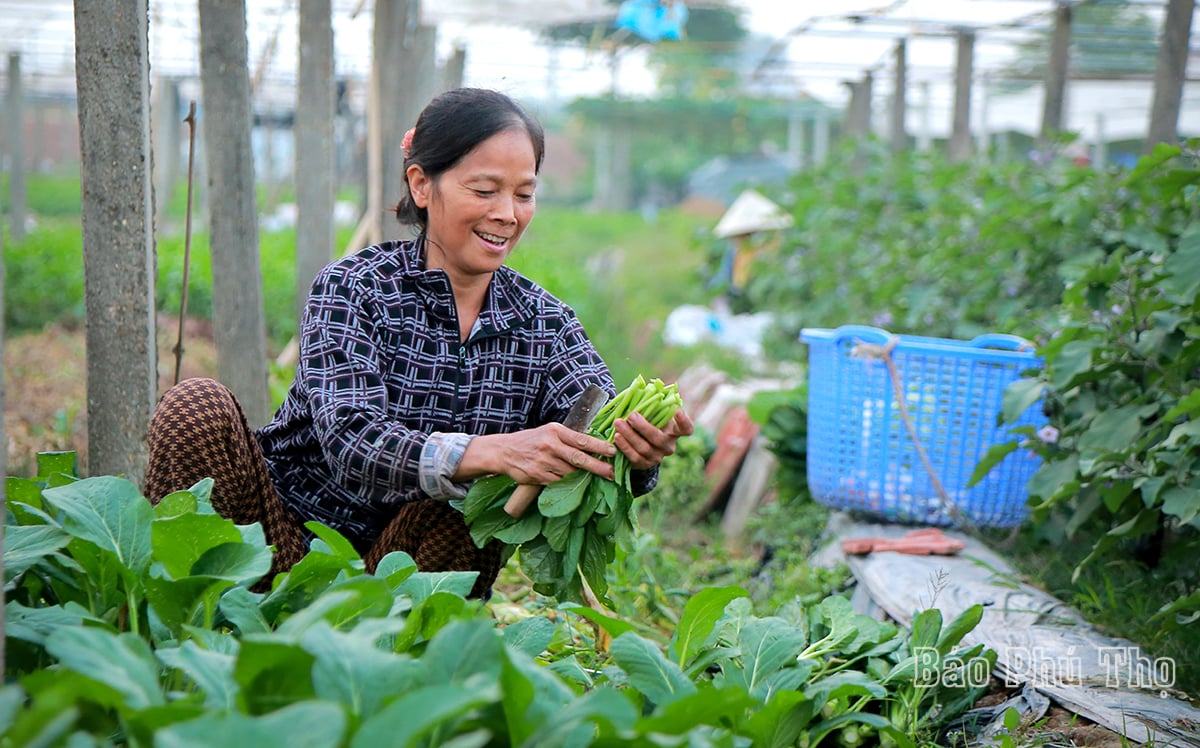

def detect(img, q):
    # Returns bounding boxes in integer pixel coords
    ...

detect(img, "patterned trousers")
[144,378,503,599]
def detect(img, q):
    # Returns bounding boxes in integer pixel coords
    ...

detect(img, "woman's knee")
[157,377,234,411]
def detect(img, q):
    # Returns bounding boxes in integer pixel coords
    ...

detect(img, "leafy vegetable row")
[5,455,993,746]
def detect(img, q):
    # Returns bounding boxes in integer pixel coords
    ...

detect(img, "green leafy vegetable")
[464,375,684,602]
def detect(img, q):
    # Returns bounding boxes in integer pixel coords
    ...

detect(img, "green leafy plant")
[729,140,1103,359]
[4,201,713,392]
[750,386,810,504]
[6,453,994,746]
[465,376,684,603]
[733,138,1199,684]
[977,142,1200,622]
[1,172,83,217]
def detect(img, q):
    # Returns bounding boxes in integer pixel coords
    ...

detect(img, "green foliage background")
[737,139,1200,692]
[2,183,711,391]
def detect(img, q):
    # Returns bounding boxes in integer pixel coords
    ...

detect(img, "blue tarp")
[616,0,688,42]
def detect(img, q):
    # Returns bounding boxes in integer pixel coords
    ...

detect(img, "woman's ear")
[406,164,430,208]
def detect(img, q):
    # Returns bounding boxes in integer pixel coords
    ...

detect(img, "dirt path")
[3,317,218,477]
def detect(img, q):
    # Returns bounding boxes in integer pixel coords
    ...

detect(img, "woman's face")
[407,128,538,281]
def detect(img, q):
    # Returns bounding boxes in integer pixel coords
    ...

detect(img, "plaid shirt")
[256,238,656,549]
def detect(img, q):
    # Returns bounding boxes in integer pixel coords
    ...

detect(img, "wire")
[2,0,1197,107]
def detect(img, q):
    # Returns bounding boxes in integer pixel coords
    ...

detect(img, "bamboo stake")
[173,100,198,386]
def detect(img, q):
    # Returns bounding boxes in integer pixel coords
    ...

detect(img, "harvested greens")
[464,376,684,602]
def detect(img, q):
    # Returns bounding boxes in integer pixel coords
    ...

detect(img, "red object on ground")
[701,406,759,508]
[841,527,965,556]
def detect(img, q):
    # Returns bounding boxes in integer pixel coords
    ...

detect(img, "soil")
[1040,708,1128,747]
[971,682,1126,747]
[3,316,218,477]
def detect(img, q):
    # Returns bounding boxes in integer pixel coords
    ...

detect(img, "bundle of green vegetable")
[463,375,684,602]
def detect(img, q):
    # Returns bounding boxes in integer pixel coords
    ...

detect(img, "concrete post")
[787,112,806,169]
[63,101,77,166]
[855,73,875,138]
[261,121,277,214]
[918,80,932,151]
[73,0,158,481]
[6,53,26,242]
[592,126,610,209]
[891,39,907,153]
[153,77,182,225]
[193,118,209,233]
[296,0,335,324]
[593,120,633,211]
[814,107,830,165]
[848,73,873,172]
[1039,2,1072,147]
[413,26,439,125]
[546,43,560,106]
[366,27,383,242]
[0,136,6,674]
[861,72,874,137]
[374,0,427,229]
[842,80,860,136]
[948,29,975,162]
[32,99,45,171]
[441,45,466,93]
[1145,0,1195,152]
[1095,112,1108,169]
[998,130,1012,162]
[610,120,632,210]
[198,0,271,427]
[977,75,991,157]
[844,74,873,141]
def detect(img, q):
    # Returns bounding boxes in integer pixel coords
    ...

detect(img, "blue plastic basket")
[801,325,1046,528]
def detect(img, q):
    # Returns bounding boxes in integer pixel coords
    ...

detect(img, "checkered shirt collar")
[397,234,537,339]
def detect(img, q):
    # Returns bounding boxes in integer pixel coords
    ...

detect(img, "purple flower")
[1037,425,1060,444]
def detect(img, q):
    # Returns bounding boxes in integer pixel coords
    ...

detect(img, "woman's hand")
[613,408,695,471]
[459,424,617,485]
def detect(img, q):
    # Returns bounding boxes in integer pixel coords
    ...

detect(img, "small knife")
[503,383,610,518]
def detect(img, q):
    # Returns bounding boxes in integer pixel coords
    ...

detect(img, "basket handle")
[968,333,1036,352]
[831,325,893,346]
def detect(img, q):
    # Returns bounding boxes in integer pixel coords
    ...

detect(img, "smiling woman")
[405,127,541,339]
[143,87,693,600]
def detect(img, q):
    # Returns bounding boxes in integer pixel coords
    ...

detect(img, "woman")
[145,88,693,598]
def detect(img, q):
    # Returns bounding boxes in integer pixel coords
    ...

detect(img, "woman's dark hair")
[393,88,545,229]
